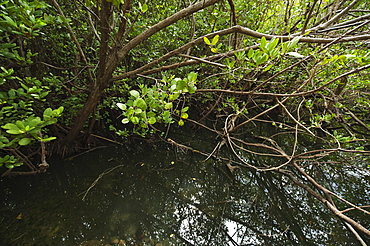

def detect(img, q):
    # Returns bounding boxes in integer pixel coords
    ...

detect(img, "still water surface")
[0,129,369,245]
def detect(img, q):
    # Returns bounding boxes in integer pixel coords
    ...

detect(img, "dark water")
[0,128,369,245]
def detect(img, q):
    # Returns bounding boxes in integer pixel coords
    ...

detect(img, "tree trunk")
[64,85,104,143]
[64,0,223,144]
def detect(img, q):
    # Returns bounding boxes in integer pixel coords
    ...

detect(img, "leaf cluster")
[115,72,196,136]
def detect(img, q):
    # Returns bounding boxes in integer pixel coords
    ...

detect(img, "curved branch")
[299,0,362,34]
[51,0,94,83]
[115,0,223,62]
[291,161,370,237]
[111,24,370,82]
[196,63,370,98]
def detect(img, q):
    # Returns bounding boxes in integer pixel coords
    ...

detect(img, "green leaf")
[188,85,197,94]
[187,72,197,82]
[287,52,305,58]
[141,3,148,13]
[260,36,267,50]
[15,120,25,130]
[176,80,187,91]
[2,123,19,130]
[162,111,171,121]
[267,37,279,52]
[181,107,189,112]
[134,98,147,110]
[288,36,301,50]
[57,106,64,114]
[130,116,140,124]
[129,90,140,98]
[147,111,156,117]
[6,129,23,134]
[117,102,127,110]
[19,138,32,146]
[181,112,188,119]
[43,108,53,120]
[40,137,56,142]
[5,164,14,169]
[27,118,40,128]
[178,119,184,126]
[2,123,24,134]
[148,117,156,124]
[256,54,269,65]
[247,48,254,59]
[3,16,17,28]
[122,118,130,124]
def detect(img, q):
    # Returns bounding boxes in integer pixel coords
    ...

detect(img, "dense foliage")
[0,0,369,242]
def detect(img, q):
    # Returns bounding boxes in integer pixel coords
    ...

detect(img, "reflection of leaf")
[16,213,23,220]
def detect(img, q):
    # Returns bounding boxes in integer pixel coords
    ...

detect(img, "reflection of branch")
[81,164,125,201]
[259,225,290,238]
[179,54,227,68]
[288,161,370,237]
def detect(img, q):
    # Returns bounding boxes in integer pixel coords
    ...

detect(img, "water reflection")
[0,134,369,245]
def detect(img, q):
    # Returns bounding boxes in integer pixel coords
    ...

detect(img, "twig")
[179,54,227,68]
[276,98,315,136]
[64,146,108,160]
[50,0,94,83]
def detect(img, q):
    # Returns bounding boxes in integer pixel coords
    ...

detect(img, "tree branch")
[51,0,94,83]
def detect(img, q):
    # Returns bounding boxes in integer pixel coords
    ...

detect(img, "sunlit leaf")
[141,3,148,13]
[203,37,211,45]
[130,90,140,98]
[40,137,57,142]
[121,118,130,124]
[211,35,219,46]
[148,117,156,124]
[117,102,127,110]
[287,52,305,58]
[181,112,188,119]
